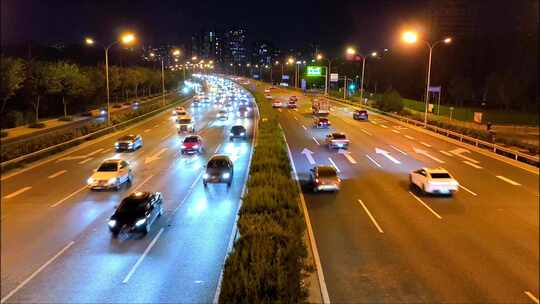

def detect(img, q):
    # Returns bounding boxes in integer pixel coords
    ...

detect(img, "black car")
[108,191,163,237]
[353,109,369,120]
[115,134,143,151]
[229,125,247,141]
[203,155,234,187]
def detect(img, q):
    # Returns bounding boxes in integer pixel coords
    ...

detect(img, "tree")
[25,61,53,122]
[448,77,473,107]
[48,62,90,117]
[375,89,404,113]
[0,56,26,114]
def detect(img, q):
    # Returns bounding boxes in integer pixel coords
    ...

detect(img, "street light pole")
[160,58,165,106]
[104,47,111,126]
[360,56,366,100]
[424,44,433,126]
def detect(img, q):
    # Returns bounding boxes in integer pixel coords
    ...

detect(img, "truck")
[312,98,330,115]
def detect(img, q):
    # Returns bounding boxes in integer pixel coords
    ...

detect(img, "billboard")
[307,66,322,76]
[330,73,338,82]
[282,75,290,80]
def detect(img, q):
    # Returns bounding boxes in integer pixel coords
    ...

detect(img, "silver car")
[310,165,340,192]
[115,134,143,152]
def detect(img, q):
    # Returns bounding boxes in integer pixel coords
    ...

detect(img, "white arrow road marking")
[459,184,478,196]
[328,158,341,173]
[145,148,168,164]
[390,145,407,155]
[413,147,445,164]
[78,157,94,164]
[375,148,401,164]
[366,155,382,168]
[338,149,357,164]
[408,191,442,219]
[439,150,453,157]
[420,142,432,147]
[525,291,539,304]
[122,228,164,284]
[496,175,521,186]
[86,148,104,157]
[312,136,320,145]
[360,128,372,136]
[0,241,75,304]
[3,186,32,199]
[463,161,482,169]
[48,170,67,179]
[358,199,384,233]
[404,135,415,140]
[302,125,307,130]
[301,148,316,165]
[450,148,479,163]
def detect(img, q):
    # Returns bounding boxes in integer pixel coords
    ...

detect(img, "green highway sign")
[307,66,322,76]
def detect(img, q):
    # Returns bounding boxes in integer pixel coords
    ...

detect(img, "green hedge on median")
[219,89,310,303]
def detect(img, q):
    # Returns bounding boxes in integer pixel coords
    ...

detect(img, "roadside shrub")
[3,111,26,128]
[112,104,122,108]
[375,89,404,113]
[28,122,46,129]
[81,111,93,117]
[58,116,73,122]
[1,130,8,138]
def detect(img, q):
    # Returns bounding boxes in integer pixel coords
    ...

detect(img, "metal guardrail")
[326,96,540,167]
[1,94,193,171]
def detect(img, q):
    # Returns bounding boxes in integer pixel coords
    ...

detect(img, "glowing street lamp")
[346,47,356,55]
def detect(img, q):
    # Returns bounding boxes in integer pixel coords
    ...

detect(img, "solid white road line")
[189,172,203,190]
[496,175,521,186]
[463,161,483,169]
[302,125,307,130]
[0,241,75,304]
[122,228,164,284]
[420,141,432,147]
[48,170,67,179]
[525,291,539,304]
[101,148,112,154]
[144,129,151,133]
[77,157,94,164]
[312,136,320,145]
[133,175,154,192]
[366,155,382,168]
[214,143,222,154]
[328,157,341,173]
[50,185,87,207]
[357,199,384,233]
[459,184,478,196]
[3,186,32,199]
[392,129,400,134]
[408,191,442,219]
[390,145,407,155]
[86,148,104,157]
[360,128,372,136]
[404,135,415,140]
[439,150,453,157]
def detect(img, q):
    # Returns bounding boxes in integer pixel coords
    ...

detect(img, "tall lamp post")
[316,54,335,95]
[85,33,136,126]
[402,31,452,126]
[150,49,181,106]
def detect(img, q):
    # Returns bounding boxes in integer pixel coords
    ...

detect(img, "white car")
[264,88,271,93]
[272,100,283,108]
[264,94,273,100]
[172,106,186,116]
[409,168,459,195]
[87,159,133,191]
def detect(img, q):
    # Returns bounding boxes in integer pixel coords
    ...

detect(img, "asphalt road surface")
[263,84,539,304]
[1,78,256,303]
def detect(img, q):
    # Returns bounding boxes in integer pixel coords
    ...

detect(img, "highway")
[261,83,539,303]
[1,77,256,303]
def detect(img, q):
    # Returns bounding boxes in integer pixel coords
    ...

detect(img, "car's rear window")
[318,118,328,122]
[117,198,148,213]
[208,159,229,168]
[318,167,337,177]
[118,135,135,141]
[97,162,117,172]
[357,110,367,114]
[177,118,192,124]
[184,136,199,143]
[232,126,245,132]
[332,133,346,139]
[430,173,451,179]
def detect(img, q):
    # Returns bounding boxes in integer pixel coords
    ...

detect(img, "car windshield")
[184,136,199,143]
[357,110,367,114]
[97,162,118,172]
[232,126,245,132]
[318,167,337,177]
[431,173,451,179]
[332,133,346,139]
[219,110,227,114]
[117,197,148,214]
[318,118,328,122]
[208,159,228,168]
[118,135,135,141]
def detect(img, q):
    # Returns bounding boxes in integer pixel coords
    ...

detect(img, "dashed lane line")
[122,228,164,284]
[86,148,104,157]
[459,184,478,196]
[3,186,32,199]
[420,142,432,147]
[463,161,483,169]
[77,157,94,164]
[439,150,453,157]
[391,129,400,134]
[496,175,521,186]
[408,191,442,219]
[312,136,320,145]
[525,291,539,304]
[50,185,87,207]
[360,128,372,136]
[358,199,384,233]
[48,170,67,179]
[328,157,341,173]
[302,125,307,130]
[366,155,382,168]
[404,135,415,140]
[390,145,407,155]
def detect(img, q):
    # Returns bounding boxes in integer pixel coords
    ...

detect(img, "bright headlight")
[87,177,94,184]
[222,172,230,179]
[108,177,117,184]
[203,173,209,179]
[114,142,119,147]
[135,218,146,226]
[108,219,116,227]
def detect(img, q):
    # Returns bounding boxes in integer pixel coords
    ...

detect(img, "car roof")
[423,167,449,174]
[177,115,191,119]
[209,154,231,161]
[232,125,246,129]
[315,165,337,173]
[184,135,201,140]
[118,134,137,139]
[102,158,122,164]
[126,191,151,200]
[331,132,345,136]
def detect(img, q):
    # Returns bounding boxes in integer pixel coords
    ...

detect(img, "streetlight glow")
[346,47,356,55]
[371,52,378,57]
[85,37,94,45]
[317,54,323,60]
[287,57,294,64]
[121,33,135,44]
[172,49,181,56]
[402,31,418,44]
[444,37,452,43]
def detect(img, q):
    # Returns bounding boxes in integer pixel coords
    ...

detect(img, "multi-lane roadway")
[263,83,539,304]
[1,77,256,303]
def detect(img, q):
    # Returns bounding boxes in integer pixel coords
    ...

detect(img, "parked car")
[353,109,369,120]
[203,155,234,187]
[409,168,459,195]
[181,135,204,154]
[115,134,143,152]
[108,191,163,237]
[310,165,340,192]
[87,159,133,191]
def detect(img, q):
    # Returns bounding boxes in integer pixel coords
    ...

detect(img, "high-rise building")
[191,29,223,62]
[251,40,277,65]
[224,28,247,64]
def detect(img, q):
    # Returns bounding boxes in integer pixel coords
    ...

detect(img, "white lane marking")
[122,228,164,284]
[0,241,75,304]
[50,185,87,207]
[278,108,282,112]
[328,157,341,173]
[312,136,320,145]
[496,175,521,186]
[459,184,478,196]
[214,143,222,154]
[302,125,307,130]
[392,129,400,134]
[144,148,168,165]
[77,157,94,164]
[439,150,453,157]
[189,172,203,189]
[525,291,539,304]
[404,135,415,140]
[56,155,87,162]
[153,124,159,128]
[413,147,445,164]
[3,186,32,199]
[366,155,382,168]
[301,148,316,165]
[408,191,442,219]
[358,199,384,233]
[370,120,378,125]
[360,128,372,136]
[48,170,67,179]
[463,161,483,169]
[420,142,432,147]
[160,134,169,141]
[133,175,154,192]
[338,150,357,164]
[144,129,151,133]
[86,148,104,157]
[101,148,112,154]
[390,145,407,155]
[449,148,479,164]
[375,148,401,164]
[283,136,330,303]
[380,124,389,129]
